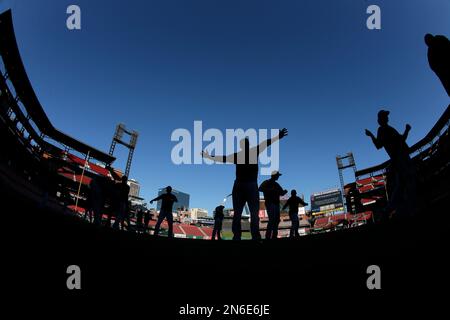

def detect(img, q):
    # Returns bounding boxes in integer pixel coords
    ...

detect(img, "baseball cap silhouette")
[271,170,282,177]
[378,110,390,118]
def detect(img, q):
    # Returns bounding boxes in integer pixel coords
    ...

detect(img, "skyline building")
[156,187,190,212]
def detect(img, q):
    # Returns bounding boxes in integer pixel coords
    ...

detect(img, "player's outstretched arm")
[258,128,288,154]
[403,124,411,140]
[365,129,382,149]
[201,150,236,164]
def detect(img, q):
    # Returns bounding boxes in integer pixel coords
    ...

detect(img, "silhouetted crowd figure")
[84,172,155,233]
[202,128,289,241]
[85,169,131,229]
[283,190,309,238]
[150,186,178,237]
[365,110,417,219]
[203,128,310,240]
[259,171,288,240]
[211,205,225,240]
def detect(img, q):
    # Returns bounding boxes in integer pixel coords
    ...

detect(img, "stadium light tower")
[109,123,139,177]
[336,152,357,206]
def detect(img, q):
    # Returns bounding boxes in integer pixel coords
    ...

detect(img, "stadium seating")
[0,10,121,215]
[57,169,92,185]
[201,227,213,237]
[356,174,386,195]
[173,224,185,235]
[65,153,111,177]
[180,225,206,238]
[350,211,373,222]
[330,213,348,221]
[313,217,331,229]
[310,211,373,233]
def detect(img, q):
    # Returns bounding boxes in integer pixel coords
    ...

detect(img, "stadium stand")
[0,11,114,164]
[309,211,372,233]
[180,224,207,239]
[173,224,186,237]
[201,227,213,238]
[0,10,121,218]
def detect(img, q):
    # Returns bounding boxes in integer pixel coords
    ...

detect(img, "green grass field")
[221,231,252,240]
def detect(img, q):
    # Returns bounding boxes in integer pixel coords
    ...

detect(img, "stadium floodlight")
[109,123,139,177]
[336,152,357,209]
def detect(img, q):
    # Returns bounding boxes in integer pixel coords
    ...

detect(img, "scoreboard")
[310,188,344,214]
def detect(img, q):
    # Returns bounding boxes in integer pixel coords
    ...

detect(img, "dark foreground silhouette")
[150,186,178,237]
[259,171,287,240]
[211,205,225,240]
[425,33,450,97]
[3,186,448,309]
[282,190,308,238]
[365,110,417,218]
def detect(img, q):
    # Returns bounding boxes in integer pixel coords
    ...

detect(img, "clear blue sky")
[2,0,449,214]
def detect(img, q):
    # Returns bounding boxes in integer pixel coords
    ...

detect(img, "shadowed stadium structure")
[1,9,449,301]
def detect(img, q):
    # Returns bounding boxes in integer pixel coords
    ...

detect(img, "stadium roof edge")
[0,10,115,164]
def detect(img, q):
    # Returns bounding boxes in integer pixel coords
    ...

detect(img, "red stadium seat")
[180,225,206,237]
[356,177,373,186]
[173,224,185,235]
[66,153,110,177]
[201,227,213,237]
[358,185,374,193]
